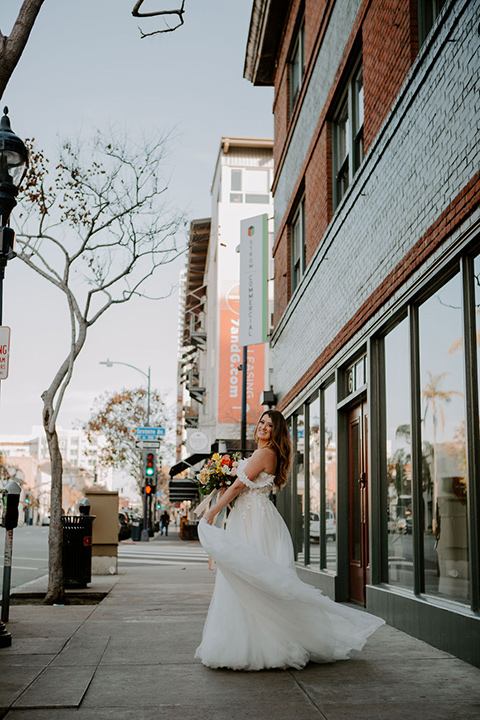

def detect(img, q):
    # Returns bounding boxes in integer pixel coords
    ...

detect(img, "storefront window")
[295,411,305,558]
[419,273,469,604]
[385,318,413,588]
[309,397,321,567]
[324,383,337,572]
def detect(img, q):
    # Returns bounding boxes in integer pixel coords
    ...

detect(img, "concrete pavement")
[1,530,480,719]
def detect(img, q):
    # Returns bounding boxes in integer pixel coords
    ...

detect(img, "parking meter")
[2,480,20,530]
[78,497,91,515]
[2,480,21,624]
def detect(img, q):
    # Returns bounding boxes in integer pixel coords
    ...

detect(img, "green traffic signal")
[145,452,155,477]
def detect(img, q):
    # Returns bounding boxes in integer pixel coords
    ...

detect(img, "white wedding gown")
[195,459,385,671]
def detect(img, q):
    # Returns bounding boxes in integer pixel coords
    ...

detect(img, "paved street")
[119,527,208,568]
[0,526,49,597]
[1,532,480,719]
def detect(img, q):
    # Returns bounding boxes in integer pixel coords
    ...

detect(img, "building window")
[332,60,364,209]
[289,19,305,112]
[231,169,242,191]
[245,194,270,204]
[323,382,337,572]
[418,0,447,47]
[385,317,413,589]
[418,273,468,604]
[382,267,473,606]
[291,197,305,293]
[230,169,270,204]
[293,410,305,560]
[230,168,242,203]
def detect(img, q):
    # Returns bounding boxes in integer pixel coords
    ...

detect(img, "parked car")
[118,510,132,541]
[309,510,336,542]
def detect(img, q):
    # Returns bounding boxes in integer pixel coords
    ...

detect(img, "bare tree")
[84,386,174,492]
[0,0,46,100]
[15,130,185,603]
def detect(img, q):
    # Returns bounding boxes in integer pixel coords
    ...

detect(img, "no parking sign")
[0,327,10,380]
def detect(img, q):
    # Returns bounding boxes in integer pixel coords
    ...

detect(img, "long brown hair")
[254,410,292,491]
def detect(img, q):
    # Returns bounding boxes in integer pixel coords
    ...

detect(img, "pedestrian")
[160,510,170,536]
[196,409,385,671]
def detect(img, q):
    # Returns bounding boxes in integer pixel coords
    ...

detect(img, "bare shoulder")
[251,447,277,475]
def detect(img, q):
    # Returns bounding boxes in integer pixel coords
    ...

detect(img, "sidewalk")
[1,534,480,720]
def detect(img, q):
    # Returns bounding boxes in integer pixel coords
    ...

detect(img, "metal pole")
[1,530,14,622]
[0,265,4,324]
[147,366,151,426]
[241,345,248,453]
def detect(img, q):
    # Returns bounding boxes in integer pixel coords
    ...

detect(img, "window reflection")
[295,412,305,558]
[309,398,321,567]
[385,318,413,588]
[324,383,337,572]
[419,273,469,604]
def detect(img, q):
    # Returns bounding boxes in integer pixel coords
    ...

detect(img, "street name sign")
[135,440,161,450]
[131,427,165,441]
[0,327,11,380]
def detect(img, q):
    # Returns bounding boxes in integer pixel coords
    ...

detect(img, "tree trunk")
[43,405,66,605]
[0,0,46,100]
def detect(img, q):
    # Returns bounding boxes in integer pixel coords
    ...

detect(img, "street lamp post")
[100,359,152,541]
[99,359,151,424]
[0,107,28,322]
[0,108,28,646]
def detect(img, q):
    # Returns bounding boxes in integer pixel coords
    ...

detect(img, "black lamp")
[0,107,29,320]
[0,106,28,225]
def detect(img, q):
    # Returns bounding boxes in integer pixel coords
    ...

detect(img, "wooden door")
[348,402,369,604]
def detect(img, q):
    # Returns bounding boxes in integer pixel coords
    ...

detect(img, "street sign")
[131,427,165,440]
[135,440,161,450]
[0,327,11,380]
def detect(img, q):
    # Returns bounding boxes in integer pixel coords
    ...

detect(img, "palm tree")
[422,372,462,532]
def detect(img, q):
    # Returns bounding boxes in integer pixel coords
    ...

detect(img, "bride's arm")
[204,478,246,525]
[203,449,273,525]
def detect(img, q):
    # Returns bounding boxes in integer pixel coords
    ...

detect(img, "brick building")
[245,0,479,664]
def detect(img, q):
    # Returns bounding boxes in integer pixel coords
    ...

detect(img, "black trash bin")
[62,515,95,588]
[187,522,199,541]
[131,520,142,542]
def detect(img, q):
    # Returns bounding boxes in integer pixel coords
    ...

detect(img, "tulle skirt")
[195,498,385,671]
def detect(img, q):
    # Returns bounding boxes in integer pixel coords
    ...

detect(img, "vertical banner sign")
[239,214,268,347]
[0,327,11,380]
[218,281,264,424]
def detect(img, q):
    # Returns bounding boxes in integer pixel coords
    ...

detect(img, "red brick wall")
[271,0,420,334]
[305,126,331,267]
[273,226,290,327]
[363,0,418,152]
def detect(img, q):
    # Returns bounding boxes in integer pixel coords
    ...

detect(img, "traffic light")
[144,483,154,496]
[24,494,30,505]
[145,452,155,479]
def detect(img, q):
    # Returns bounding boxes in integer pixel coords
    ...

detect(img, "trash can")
[181,521,198,541]
[131,520,142,542]
[62,515,95,588]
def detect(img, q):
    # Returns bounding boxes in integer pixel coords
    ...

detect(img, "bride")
[195,410,384,671]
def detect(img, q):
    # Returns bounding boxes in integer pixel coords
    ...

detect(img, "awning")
[169,453,210,478]
[169,478,200,503]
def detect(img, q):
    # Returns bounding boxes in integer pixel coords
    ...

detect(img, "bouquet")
[196,452,240,496]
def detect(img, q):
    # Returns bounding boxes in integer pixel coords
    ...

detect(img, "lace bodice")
[236,458,276,497]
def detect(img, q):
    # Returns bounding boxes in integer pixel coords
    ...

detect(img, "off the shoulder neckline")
[237,457,276,480]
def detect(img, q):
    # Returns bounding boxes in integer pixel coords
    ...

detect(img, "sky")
[0,0,274,437]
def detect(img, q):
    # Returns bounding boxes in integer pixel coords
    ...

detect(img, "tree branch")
[132,0,186,37]
[0,0,46,99]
